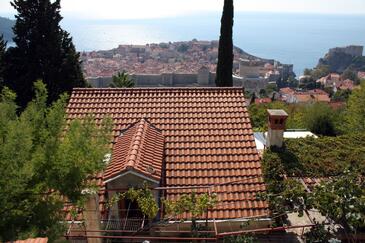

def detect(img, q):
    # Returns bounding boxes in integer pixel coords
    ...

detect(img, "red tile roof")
[66,87,268,219]
[358,71,365,80]
[336,79,354,90]
[104,119,164,182]
[279,87,295,95]
[255,98,272,105]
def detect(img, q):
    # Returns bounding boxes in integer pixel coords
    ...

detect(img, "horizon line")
[1,10,365,21]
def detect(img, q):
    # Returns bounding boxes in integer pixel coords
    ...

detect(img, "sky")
[1,0,365,19]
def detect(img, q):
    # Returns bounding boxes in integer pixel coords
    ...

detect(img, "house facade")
[65,87,270,237]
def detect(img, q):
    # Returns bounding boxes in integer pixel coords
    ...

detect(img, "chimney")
[267,109,288,148]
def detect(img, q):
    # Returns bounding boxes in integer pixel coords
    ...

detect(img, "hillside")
[0,16,15,42]
[82,40,279,78]
[317,45,365,73]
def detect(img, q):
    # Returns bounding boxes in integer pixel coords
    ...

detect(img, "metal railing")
[101,218,145,231]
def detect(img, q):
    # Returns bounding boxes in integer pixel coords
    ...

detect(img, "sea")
[10,12,365,75]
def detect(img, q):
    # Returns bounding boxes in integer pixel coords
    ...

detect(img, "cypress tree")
[216,0,234,87]
[0,35,6,88]
[4,0,85,108]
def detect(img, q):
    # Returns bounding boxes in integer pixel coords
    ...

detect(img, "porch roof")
[104,119,164,182]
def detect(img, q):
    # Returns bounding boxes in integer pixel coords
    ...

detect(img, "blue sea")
[12,12,365,75]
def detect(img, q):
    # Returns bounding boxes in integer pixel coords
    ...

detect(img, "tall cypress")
[216,0,234,87]
[4,0,85,108]
[0,35,6,88]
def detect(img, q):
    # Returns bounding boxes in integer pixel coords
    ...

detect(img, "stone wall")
[87,72,264,92]
[329,45,363,57]
[87,71,216,88]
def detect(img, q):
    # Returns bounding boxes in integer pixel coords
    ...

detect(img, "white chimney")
[267,109,288,148]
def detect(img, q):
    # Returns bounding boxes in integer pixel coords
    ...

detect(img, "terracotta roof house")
[316,73,341,87]
[279,87,295,95]
[335,79,354,91]
[65,87,269,235]
[255,97,272,105]
[358,71,365,80]
[283,89,331,104]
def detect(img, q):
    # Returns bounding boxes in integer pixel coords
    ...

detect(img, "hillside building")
[65,87,270,239]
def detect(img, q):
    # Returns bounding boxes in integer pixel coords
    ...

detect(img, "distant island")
[0,16,15,42]
[82,40,295,90]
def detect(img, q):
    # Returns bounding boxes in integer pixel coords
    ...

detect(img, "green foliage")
[259,89,267,98]
[163,191,218,236]
[109,71,135,88]
[332,89,351,102]
[0,81,111,241]
[158,43,168,48]
[311,170,365,235]
[303,103,336,136]
[216,0,233,87]
[4,0,85,109]
[261,151,308,221]
[262,144,364,233]
[264,134,365,177]
[304,220,334,243]
[223,234,256,243]
[177,43,189,53]
[163,191,218,220]
[299,76,321,90]
[305,65,330,80]
[266,83,278,93]
[248,102,305,131]
[341,68,359,84]
[108,182,158,220]
[345,80,365,132]
[249,101,344,135]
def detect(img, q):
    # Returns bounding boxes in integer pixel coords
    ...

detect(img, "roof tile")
[66,87,268,219]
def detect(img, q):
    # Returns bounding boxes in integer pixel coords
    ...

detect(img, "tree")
[299,76,321,90]
[215,0,234,87]
[332,89,351,102]
[0,81,111,241]
[311,65,330,80]
[249,92,256,104]
[311,170,365,241]
[0,35,6,88]
[4,0,85,109]
[345,80,365,133]
[108,182,158,221]
[259,89,267,98]
[303,103,336,136]
[304,220,334,243]
[341,68,359,84]
[109,71,135,88]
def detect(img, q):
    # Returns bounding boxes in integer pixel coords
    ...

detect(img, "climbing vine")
[107,182,159,220]
[162,191,218,236]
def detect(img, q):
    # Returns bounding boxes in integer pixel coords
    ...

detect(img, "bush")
[303,103,336,136]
